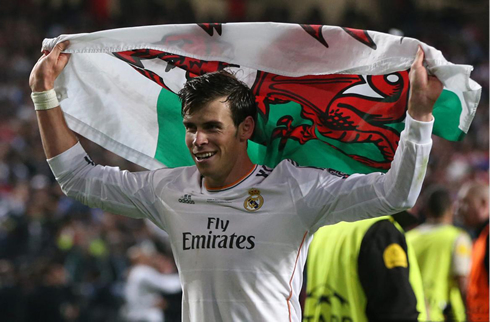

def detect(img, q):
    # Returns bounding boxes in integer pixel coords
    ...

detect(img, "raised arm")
[28,41,162,224]
[29,41,77,158]
[294,48,443,230]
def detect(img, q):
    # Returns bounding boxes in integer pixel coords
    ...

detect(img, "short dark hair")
[178,70,257,128]
[425,186,452,219]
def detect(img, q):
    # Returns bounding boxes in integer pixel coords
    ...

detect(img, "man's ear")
[239,116,255,142]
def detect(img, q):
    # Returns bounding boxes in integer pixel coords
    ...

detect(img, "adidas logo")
[178,194,195,204]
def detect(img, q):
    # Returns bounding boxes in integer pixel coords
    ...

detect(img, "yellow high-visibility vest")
[305,216,427,322]
[406,224,468,322]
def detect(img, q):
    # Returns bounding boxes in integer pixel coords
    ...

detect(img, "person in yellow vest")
[407,186,472,322]
[304,212,427,322]
[457,182,489,322]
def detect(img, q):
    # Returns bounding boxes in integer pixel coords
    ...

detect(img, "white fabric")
[39,22,480,170]
[48,113,432,322]
[42,23,474,78]
[124,265,181,322]
[58,52,164,170]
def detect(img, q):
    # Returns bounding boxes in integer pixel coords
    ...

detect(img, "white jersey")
[48,114,433,322]
[124,265,181,322]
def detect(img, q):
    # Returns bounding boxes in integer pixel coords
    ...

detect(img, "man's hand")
[29,41,70,92]
[407,46,443,122]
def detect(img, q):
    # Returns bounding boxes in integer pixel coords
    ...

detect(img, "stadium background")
[0,0,488,321]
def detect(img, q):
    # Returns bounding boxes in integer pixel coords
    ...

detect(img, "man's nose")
[193,131,208,146]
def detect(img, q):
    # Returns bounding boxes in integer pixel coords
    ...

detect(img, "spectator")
[304,212,427,322]
[121,241,181,322]
[407,186,472,321]
[457,182,489,322]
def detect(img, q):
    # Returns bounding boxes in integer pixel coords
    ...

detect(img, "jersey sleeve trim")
[402,112,434,145]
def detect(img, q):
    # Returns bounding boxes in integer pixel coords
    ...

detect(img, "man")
[29,41,442,321]
[304,212,427,322]
[407,187,472,321]
[123,241,181,322]
[457,182,489,322]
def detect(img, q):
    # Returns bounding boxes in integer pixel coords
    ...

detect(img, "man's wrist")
[31,89,60,111]
[407,110,433,122]
[30,78,55,93]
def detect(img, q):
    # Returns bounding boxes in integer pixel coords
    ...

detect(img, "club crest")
[244,188,264,212]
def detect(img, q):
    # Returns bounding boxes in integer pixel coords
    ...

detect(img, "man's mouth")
[194,152,217,161]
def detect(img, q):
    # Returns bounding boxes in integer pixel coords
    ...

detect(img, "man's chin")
[195,163,212,176]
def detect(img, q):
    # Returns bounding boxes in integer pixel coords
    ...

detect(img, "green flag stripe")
[432,89,465,141]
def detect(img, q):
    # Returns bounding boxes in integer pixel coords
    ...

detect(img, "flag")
[43,22,482,173]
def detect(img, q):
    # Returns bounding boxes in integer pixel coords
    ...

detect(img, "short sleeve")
[358,219,419,322]
[452,232,472,277]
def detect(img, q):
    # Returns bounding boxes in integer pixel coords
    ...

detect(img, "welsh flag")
[44,23,481,174]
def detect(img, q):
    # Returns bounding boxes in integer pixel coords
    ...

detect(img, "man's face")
[458,191,484,228]
[183,97,245,184]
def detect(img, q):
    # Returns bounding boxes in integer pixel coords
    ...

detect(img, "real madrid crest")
[244,188,264,212]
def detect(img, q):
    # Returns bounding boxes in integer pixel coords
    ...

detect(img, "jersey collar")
[203,164,258,192]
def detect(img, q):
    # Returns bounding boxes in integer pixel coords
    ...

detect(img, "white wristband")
[31,89,60,111]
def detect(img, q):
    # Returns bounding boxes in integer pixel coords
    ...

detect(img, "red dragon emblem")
[252,71,408,169]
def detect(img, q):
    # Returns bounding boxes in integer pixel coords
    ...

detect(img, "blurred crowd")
[0,0,488,321]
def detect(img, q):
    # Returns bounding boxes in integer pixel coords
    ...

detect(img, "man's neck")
[204,158,255,190]
[425,217,452,225]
